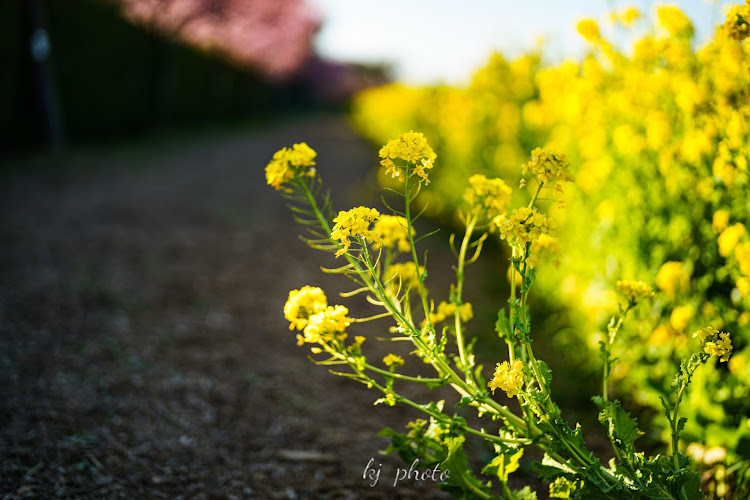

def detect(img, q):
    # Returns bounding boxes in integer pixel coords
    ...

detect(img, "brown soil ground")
[2,116,543,499]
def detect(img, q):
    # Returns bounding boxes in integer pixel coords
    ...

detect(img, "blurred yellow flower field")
[350,3,750,496]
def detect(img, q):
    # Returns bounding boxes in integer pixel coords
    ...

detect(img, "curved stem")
[454,212,478,384]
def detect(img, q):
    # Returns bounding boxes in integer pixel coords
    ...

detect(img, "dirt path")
[1,116,465,499]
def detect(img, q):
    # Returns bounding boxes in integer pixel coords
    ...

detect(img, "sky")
[309,0,729,85]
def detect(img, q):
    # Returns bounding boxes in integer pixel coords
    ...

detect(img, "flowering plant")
[350,6,750,495]
[265,133,736,498]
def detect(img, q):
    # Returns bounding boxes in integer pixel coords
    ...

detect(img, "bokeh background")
[2,0,749,498]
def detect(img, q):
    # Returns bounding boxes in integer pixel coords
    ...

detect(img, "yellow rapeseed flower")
[705,332,733,362]
[670,304,695,331]
[463,174,513,221]
[384,262,423,293]
[656,261,690,297]
[284,286,327,331]
[302,305,352,344]
[712,210,730,233]
[723,1,750,41]
[528,234,561,268]
[383,353,405,367]
[649,325,674,346]
[694,327,733,362]
[429,301,474,324]
[331,207,381,257]
[620,7,642,26]
[656,5,694,37]
[370,215,414,253]
[378,131,437,184]
[694,326,720,343]
[265,143,317,191]
[735,242,750,276]
[718,223,746,257]
[522,147,575,185]
[737,277,750,297]
[488,360,525,398]
[577,19,601,42]
[617,280,656,304]
[495,207,557,247]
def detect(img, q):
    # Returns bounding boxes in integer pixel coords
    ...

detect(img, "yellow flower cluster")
[703,332,732,361]
[299,305,352,344]
[527,234,560,268]
[463,174,512,220]
[723,1,750,41]
[378,131,437,183]
[349,5,750,452]
[284,286,327,331]
[695,327,733,362]
[718,223,745,257]
[576,19,600,42]
[670,304,695,331]
[488,360,524,398]
[656,5,693,37]
[522,147,575,186]
[495,207,556,247]
[331,207,381,257]
[429,301,474,325]
[384,262,423,293]
[736,242,750,277]
[616,280,655,304]
[712,210,730,233]
[370,215,413,253]
[610,7,641,27]
[265,143,317,191]
[383,353,405,367]
[656,261,690,297]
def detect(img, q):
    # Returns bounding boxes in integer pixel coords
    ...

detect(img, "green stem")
[527,181,545,209]
[509,246,518,362]
[602,309,628,403]
[454,212,478,384]
[671,382,688,468]
[297,176,541,447]
[362,362,445,384]
[404,170,432,326]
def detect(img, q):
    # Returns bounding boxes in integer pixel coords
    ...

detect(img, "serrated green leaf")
[680,470,704,500]
[441,435,493,498]
[482,448,524,483]
[660,396,672,421]
[536,360,553,393]
[532,454,577,481]
[597,400,642,459]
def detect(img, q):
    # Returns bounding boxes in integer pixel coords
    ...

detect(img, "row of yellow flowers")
[266,133,736,498]
[350,4,750,496]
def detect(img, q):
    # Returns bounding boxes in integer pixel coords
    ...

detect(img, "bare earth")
[0,116,478,499]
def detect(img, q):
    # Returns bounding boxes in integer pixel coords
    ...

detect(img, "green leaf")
[676,417,687,437]
[511,486,538,500]
[659,396,672,421]
[679,470,704,500]
[536,360,553,393]
[597,400,642,459]
[495,309,512,340]
[532,454,576,481]
[521,268,536,293]
[440,435,493,498]
[482,448,524,483]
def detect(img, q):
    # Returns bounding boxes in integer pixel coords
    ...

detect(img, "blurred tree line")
[1,0,388,157]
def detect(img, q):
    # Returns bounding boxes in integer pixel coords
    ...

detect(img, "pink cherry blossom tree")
[114,0,321,79]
